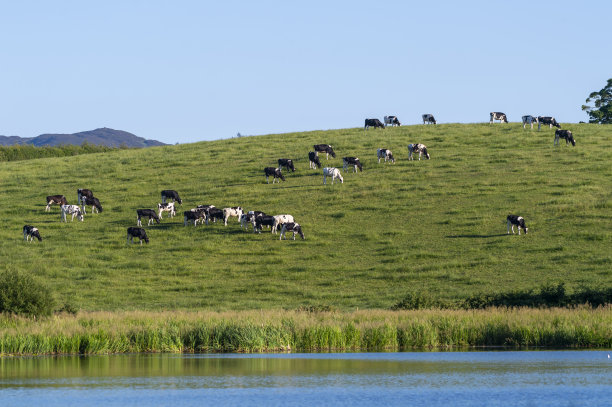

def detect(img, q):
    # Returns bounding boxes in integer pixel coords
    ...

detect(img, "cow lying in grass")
[23,225,42,242]
[127,227,149,244]
[46,195,67,211]
[507,215,528,235]
[137,209,160,226]
[61,205,84,222]
[279,222,305,240]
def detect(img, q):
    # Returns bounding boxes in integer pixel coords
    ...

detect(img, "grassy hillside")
[1,123,610,311]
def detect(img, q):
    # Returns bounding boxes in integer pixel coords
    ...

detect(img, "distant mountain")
[0,128,166,147]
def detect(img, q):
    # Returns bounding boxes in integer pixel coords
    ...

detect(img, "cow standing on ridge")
[537,116,561,130]
[384,116,401,127]
[365,118,385,129]
[490,112,508,124]
[422,114,436,124]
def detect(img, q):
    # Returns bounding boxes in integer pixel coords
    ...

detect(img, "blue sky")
[1,1,610,144]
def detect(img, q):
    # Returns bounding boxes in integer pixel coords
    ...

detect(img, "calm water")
[1,351,610,406]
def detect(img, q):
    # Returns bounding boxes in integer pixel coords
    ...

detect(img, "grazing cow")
[313,144,336,159]
[272,214,294,234]
[23,225,42,242]
[136,209,160,226]
[157,202,176,219]
[81,196,103,214]
[264,167,285,184]
[537,116,561,130]
[490,112,508,124]
[161,190,182,204]
[184,210,206,227]
[364,118,385,129]
[241,210,266,230]
[308,151,322,169]
[60,205,84,222]
[422,114,437,125]
[127,227,149,245]
[384,116,401,127]
[205,207,225,225]
[254,215,276,233]
[279,222,305,240]
[408,144,430,160]
[223,206,243,226]
[45,195,68,211]
[323,167,343,184]
[507,215,528,235]
[77,189,93,206]
[278,158,296,172]
[522,115,538,129]
[342,157,363,172]
[554,129,576,146]
[377,148,395,163]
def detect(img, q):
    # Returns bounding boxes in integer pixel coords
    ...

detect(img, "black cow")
[264,167,285,184]
[314,144,336,159]
[77,189,94,206]
[554,129,575,146]
[45,195,68,211]
[279,222,305,240]
[365,118,385,129]
[127,227,149,244]
[254,215,276,233]
[490,112,508,124]
[342,157,363,172]
[422,114,437,124]
[184,210,206,226]
[205,207,225,225]
[240,210,266,229]
[81,196,103,214]
[278,158,295,172]
[538,116,561,130]
[507,215,528,235]
[308,151,322,169]
[161,190,182,204]
[23,225,42,242]
[137,209,160,226]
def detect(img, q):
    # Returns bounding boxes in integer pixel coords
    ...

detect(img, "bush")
[391,292,444,310]
[0,269,56,316]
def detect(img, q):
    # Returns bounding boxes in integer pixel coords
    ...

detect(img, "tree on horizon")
[582,78,612,124]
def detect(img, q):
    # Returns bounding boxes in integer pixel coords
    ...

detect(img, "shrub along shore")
[1,308,610,355]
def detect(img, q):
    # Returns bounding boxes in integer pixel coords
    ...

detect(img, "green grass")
[1,123,611,311]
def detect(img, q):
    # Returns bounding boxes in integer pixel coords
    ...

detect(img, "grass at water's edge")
[1,308,610,355]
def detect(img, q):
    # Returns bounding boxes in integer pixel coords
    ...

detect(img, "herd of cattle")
[23,112,578,244]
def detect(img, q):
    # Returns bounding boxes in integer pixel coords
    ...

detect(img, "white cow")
[323,167,343,184]
[223,207,243,226]
[377,148,395,163]
[408,144,430,160]
[272,214,294,234]
[157,202,176,219]
[60,205,84,222]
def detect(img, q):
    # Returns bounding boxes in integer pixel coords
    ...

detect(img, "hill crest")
[0,128,166,147]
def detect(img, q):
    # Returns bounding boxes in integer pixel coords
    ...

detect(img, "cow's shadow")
[445,234,508,239]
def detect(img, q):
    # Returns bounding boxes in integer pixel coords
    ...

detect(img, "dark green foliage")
[0,269,56,316]
[0,143,120,162]
[582,78,612,123]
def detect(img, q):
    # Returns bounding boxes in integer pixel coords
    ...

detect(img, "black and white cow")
[323,167,343,184]
[161,190,182,204]
[342,157,363,172]
[278,158,296,172]
[537,116,561,130]
[205,207,225,225]
[364,118,385,129]
[279,222,305,240]
[554,129,576,146]
[81,196,103,214]
[264,167,285,184]
[157,202,176,219]
[77,189,94,206]
[422,114,437,125]
[314,144,336,159]
[127,227,149,244]
[490,112,508,124]
[522,115,538,129]
[272,214,294,234]
[136,209,160,226]
[377,148,395,163]
[60,205,84,222]
[507,215,528,235]
[308,151,322,169]
[408,144,430,160]
[254,215,276,233]
[184,210,206,227]
[223,206,243,225]
[241,210,265,230]
[23,225,42,242]
[384,116,401,127]
[45,195,68,211]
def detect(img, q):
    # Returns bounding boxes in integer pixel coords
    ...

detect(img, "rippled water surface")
[1,351,610,406]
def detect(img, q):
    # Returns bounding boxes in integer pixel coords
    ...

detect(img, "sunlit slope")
[1,123,610,310]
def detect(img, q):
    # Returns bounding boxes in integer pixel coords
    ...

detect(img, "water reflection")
[1,352,610,406]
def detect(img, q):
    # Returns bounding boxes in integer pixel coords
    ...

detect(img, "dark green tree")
[582,78,612,123]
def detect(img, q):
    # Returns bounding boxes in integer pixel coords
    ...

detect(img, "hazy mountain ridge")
[0,128,166,147]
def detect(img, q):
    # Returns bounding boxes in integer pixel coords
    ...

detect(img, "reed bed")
[1,308,610,355]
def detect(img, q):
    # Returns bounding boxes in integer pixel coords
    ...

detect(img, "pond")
[1,351,610,406]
